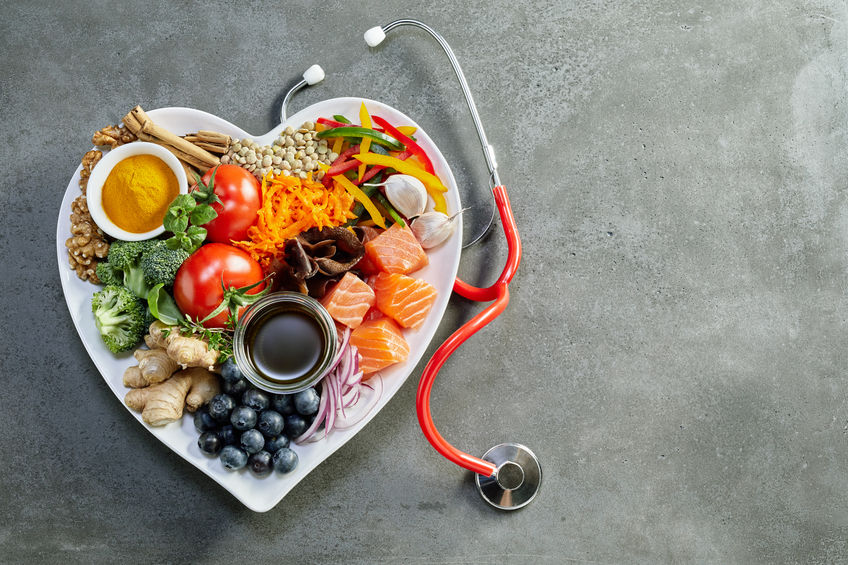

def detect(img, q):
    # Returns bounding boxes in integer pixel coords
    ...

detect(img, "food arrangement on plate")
[58,100,462,509]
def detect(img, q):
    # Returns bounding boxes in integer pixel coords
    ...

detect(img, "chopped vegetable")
[91,285,146,353]
[372,115,435,174]
[104,239,167,299]
[233,173,356,271]
[333,174,386,229]
[140,246,189,287]
[358,102,373,181]
[317,127,405,152]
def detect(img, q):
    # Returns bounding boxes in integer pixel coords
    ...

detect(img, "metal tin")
[233,292,337,394]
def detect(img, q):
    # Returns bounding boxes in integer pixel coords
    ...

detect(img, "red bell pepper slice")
[317,117,358,129]
[371,116,435,175]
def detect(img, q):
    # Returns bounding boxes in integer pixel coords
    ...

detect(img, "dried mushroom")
[270,227,366,298]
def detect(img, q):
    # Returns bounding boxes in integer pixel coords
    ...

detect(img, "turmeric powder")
[101,154,179,233]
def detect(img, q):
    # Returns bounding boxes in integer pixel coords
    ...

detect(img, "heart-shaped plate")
[56,99,462,511]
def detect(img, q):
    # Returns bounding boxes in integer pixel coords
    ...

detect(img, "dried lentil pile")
[221,122,339,181]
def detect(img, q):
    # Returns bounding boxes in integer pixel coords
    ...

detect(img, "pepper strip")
[358,103,372,182]
[318,117,357,129]
[372,115,434,174]
[333,174,386,228]
[316,127,405,151]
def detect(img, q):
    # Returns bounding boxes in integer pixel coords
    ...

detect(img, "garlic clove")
[383,174,428,219]
[411,210,461,249]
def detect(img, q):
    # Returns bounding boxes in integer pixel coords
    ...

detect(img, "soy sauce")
[246,307,325,384]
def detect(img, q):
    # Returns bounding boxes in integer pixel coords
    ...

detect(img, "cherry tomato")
[174,243,265,328]
[196,164,261,243]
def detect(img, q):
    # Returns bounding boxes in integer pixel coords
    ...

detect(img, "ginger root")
[123,348,178,387]
[144,321,219,370]
[125,368,220,426]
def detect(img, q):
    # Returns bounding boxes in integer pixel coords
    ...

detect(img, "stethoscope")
[282,19,541,511]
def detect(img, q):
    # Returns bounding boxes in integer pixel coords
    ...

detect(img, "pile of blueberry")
[194,359,320,477]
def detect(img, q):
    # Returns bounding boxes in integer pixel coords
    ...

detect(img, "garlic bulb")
[382,174,428,219]
[411,210,462,249]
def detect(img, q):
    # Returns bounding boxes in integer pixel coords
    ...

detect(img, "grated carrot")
[233,172,356,271]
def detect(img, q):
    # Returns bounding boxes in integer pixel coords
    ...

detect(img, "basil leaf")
[165,237,181,250]
[147,284,185,326]
[189,204,218,226]
[172,194,196,210]
[171,214,189,234]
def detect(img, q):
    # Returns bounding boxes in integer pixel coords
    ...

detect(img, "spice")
[102,154,179,233]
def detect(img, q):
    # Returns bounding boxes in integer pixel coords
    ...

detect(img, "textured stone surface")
[2,1,848,562]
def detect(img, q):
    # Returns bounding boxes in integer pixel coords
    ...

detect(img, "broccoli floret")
[107,241,146,271]
[91,285,146,353]
[95,262,123,286]
[105,240,168,298]
[140,246,189,287]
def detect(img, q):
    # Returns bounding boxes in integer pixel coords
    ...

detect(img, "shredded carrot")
[233,172,356,271]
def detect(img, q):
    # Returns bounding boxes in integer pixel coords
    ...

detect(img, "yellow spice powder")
[101,154,179,233]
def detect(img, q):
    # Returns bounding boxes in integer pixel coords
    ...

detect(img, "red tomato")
[196,164,261,243]
[174,243,265,328]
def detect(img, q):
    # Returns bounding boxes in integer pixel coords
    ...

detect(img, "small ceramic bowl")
[86,142,188,241]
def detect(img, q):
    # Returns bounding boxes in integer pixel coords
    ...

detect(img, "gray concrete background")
[2,0,847,562]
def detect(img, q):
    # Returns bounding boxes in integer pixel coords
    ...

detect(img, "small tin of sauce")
[233,292,337,394]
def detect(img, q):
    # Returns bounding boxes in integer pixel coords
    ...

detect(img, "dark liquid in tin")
[247,308,324,383]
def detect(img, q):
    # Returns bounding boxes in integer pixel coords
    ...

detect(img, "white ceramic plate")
[56,99,462,512]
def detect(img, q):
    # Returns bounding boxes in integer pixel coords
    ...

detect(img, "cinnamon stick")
[122,106,220,169]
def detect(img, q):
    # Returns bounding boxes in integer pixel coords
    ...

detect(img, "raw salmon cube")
[350,317,410,375]
[320,272,375,329]
[373,272,437,329]
[364,224,428,274]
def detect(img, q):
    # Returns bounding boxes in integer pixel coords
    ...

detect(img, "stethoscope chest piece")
[475,443,542,510]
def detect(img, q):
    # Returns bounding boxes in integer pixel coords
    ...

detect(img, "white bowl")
[86,141,188,240]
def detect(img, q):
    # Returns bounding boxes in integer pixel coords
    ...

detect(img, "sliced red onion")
[334,375,383,430]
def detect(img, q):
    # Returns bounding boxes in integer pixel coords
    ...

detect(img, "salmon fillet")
[373,272,437,329]
[320,272,375,329]
[350,317,410,375]
[364,224,428,275]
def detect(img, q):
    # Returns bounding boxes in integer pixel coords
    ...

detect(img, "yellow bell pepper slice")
[358,102,372,181]
[333,174,386,228]
[396,125,417,136]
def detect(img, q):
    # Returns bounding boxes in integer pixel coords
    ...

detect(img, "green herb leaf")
[171,214,189,234]
[189,204,218,226]
[172,193,196,210]
[165,237,181,250]
[147,284,185,326]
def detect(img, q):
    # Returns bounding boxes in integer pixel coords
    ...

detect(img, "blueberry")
[197,431,223,455]
[242,388,270,411]
[223,377,249,397]
[270,394,296,416]
[220,359,244,383]
[218,425,238,446]
[220,445,248,470]
[248,451,273,476]
[193,408,218,433]
[284,414,308,439]
[294,388,320,416]
[208,394,236,422]
[272,447,298,474]
[265,435,290,453]
[257,410,285,437]
[240,429,265,454]
[230,406,257,431]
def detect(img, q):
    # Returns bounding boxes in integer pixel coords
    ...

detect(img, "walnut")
[67,195,109,283]
[92,124,136,149]
[78,149,102,194]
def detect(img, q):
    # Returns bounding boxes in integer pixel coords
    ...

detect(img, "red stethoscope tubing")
[415,185,521,477]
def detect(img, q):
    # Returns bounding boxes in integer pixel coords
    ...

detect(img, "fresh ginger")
[124,368,220,426]
[123,348,178,387]
[144,321,219,370]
